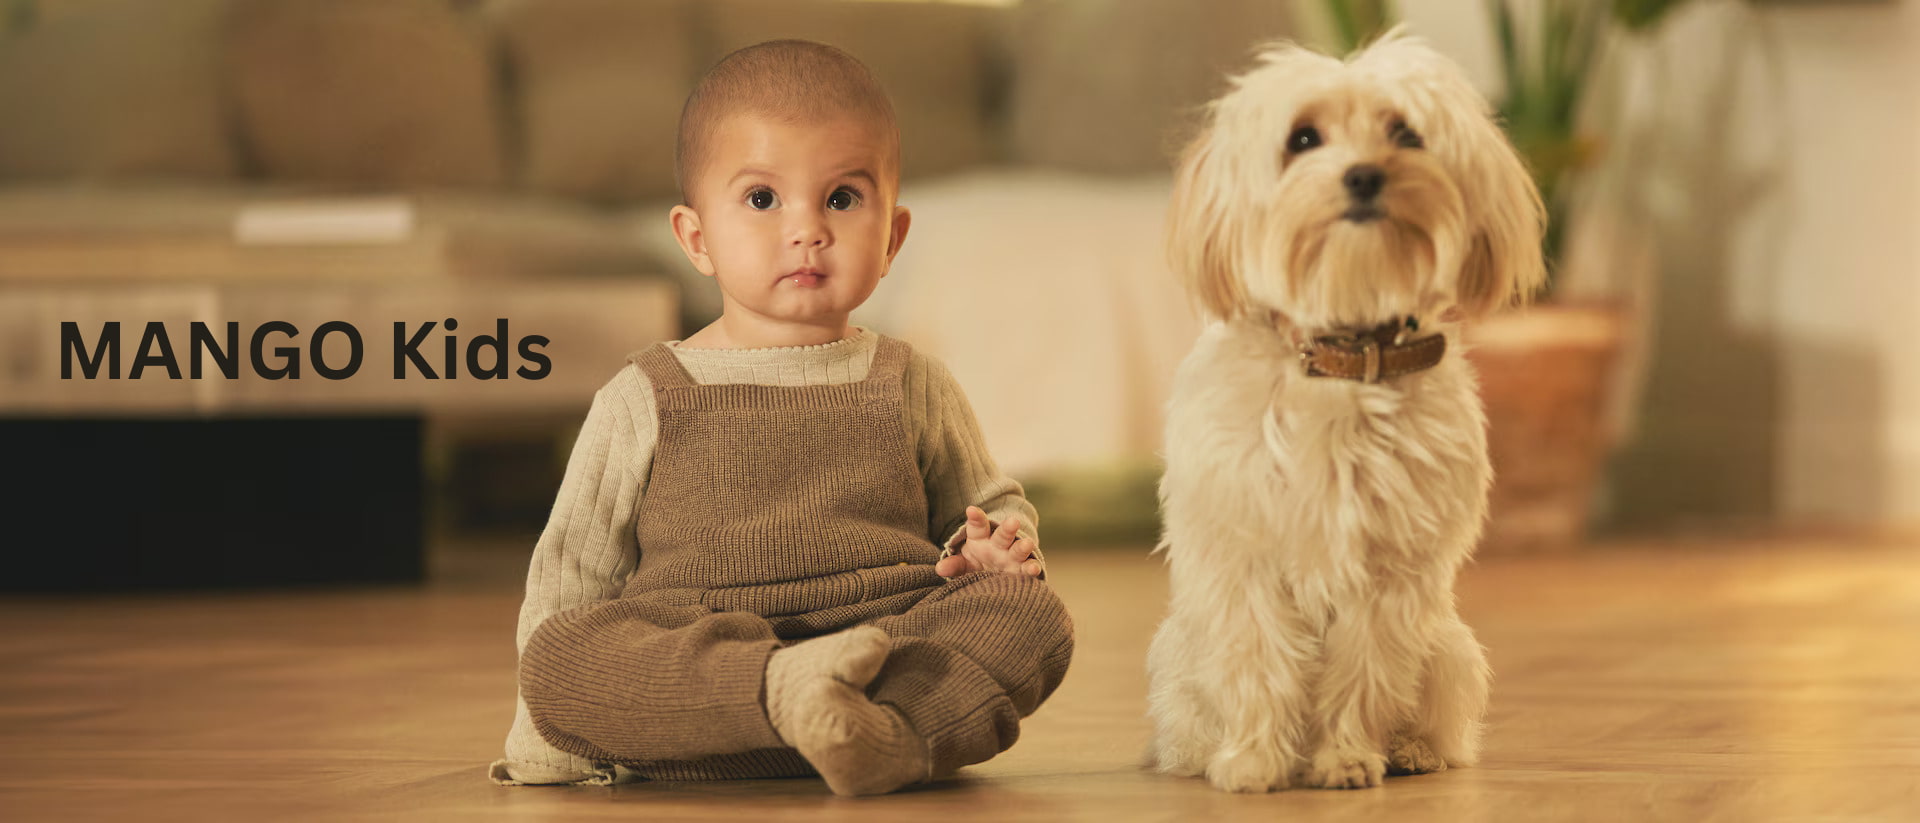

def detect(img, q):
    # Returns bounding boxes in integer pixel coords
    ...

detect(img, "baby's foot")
[771,625,892,688]
[765,626,929,796]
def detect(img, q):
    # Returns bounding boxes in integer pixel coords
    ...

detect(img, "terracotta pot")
[1465,303,1626,553]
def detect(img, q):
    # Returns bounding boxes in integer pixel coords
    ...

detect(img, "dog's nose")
[1343,165,1387,202]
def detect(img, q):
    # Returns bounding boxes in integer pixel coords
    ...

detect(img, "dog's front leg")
[1194,585,1317,793]
[1402,614,1491,769]
[1304,586,1429,789]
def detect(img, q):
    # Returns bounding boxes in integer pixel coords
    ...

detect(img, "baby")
[489,40,1074,797]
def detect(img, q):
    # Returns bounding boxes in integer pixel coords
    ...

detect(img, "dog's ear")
[1167,126,1248,321]
[1356,32,1548,318]
[1454,130,1547,319]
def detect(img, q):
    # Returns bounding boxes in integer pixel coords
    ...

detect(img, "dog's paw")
[1146,734,1210,778]
[1386,735,1448,776]
[1206,748,1290,793]
[1305,748,1385,789]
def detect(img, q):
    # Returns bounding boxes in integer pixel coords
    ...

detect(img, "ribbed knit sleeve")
[904,351,1042,562]
[490,365,655,786]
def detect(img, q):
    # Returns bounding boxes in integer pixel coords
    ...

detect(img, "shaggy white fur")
[1147,30,1546,793]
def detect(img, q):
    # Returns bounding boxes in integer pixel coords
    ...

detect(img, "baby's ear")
[886,205,912,264]
[669,204,715,277]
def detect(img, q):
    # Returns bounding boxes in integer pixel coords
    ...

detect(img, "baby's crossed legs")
[519,571,1074,795]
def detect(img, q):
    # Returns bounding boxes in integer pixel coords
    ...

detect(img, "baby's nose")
[788,216,830,246]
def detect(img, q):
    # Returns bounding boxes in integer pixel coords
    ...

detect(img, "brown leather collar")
[1296,318,1446,383]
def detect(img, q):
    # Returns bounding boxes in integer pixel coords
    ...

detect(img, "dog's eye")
[1286,126,1322,154]
[1391,121,1425,149]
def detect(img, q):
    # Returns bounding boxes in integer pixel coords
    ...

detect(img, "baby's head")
[669,40,911,345]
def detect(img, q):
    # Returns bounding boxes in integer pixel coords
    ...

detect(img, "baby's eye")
[827,187,862,211]
[747,188,779,210]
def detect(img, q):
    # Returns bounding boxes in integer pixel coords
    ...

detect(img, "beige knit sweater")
[491,328,1039,785]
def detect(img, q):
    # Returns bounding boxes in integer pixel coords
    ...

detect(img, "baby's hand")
[936,506,1043,578]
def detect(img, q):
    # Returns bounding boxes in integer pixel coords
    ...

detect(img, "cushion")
[0,0,238,181]
[1007,0,1301,174]
[486,0,696,204]
[704,0,1006,181]
[225,0,507,188]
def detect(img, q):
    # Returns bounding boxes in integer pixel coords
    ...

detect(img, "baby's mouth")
[783,267,826,287]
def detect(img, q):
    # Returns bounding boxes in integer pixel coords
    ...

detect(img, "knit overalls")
[519,336,1074,782]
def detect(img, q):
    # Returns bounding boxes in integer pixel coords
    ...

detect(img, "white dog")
[1147,31,1545,793]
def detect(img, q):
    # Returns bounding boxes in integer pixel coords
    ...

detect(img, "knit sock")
[765,625,930,796]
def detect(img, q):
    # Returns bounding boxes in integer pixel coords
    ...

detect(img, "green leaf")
[4,0,36,35]
[1323,0,1400,53]
[1325,0,1363,53]
[1490,0,1523,119]
[1614,0,1685,32]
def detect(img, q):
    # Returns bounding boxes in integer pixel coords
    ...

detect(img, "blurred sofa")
[0,0,1298,475]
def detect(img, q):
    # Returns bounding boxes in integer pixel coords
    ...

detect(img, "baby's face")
[685,114,904,333]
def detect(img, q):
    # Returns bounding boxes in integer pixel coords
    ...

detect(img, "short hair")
[674,40,901,206]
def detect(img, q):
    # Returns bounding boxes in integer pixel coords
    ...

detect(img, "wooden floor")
[3,535,1917,822]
